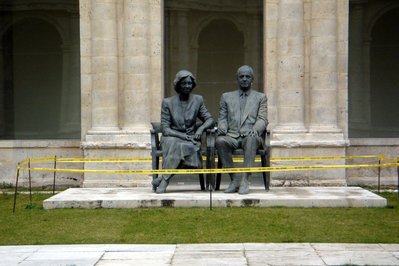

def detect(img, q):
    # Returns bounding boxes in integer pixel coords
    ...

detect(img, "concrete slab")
[43,186,387,209]
[2,244,399,266]
[98,251,174,266]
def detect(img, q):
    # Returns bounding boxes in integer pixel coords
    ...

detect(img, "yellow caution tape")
[56,158,153,163]
[270,155,378,162]
[18,154,381,166]
[17,154,398,176]
[18,162,399,175]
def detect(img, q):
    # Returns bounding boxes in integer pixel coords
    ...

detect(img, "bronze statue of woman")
[152,70,214,193]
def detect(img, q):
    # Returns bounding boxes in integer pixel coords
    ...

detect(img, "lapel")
[185,94,194,122]
[172,95,185,127]
[233,90,241,125]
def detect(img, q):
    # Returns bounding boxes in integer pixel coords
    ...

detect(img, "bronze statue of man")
[216,65,268,194]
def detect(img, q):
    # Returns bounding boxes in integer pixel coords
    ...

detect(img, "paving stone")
[97,260,170,266]
[246,250,325,266]
[19,259,97,266]
[1,244,399,266]
[177,243,244,251]
[97,251,173,266]
[318,250,399,266]
[0,246,40,253]
[171,251,247,266]
[380,244,399,252]
[22,251,103,266]
[312,243,385,251]
[0,254,31,266]
[244,243,314,251]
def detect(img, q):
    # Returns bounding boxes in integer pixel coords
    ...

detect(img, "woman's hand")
[194,129,203,141]
[185,134,198,145]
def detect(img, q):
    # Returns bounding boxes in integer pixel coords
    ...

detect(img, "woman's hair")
[173,70,197,93]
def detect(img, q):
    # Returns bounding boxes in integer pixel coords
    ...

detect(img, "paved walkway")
[1,243,398,266]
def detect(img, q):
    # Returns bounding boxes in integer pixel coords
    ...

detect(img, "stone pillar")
[270,0,347,186]
[122,0,151,133]
[149,0,164,122]
[263,0,279,126]
[81,0,160,188]
[89,0,119,133]
[274,0,306,133]
[309,0,341,133]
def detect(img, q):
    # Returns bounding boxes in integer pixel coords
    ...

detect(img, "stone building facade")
[0,0,398,188]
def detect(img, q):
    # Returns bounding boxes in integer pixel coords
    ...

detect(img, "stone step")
[43,186,387,209]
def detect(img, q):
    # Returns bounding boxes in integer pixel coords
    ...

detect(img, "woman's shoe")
[151,176,163,188]
[156,178,169,193]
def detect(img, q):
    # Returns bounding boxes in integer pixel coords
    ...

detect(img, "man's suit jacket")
[218,89,268,139]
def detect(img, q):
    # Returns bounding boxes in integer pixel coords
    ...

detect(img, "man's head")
[236,65,254,91]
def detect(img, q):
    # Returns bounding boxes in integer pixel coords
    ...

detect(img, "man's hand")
[247,130,259,137]
[217,128,227,136]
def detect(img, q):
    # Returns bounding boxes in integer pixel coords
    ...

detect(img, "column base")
[308,125,343,133]
[270,145,347,186]
[272,132,347,147]
[273,124,307,134]
[82,131,152,188]
[83,130,151,149]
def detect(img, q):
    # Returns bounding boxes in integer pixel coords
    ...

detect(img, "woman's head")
[173,70,197,93]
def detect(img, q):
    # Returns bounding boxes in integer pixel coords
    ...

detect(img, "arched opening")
[197,19,244,117]
[10,18,62,138]
[370,8,399,137]
[164,0,263,119]
[1,18,64,139]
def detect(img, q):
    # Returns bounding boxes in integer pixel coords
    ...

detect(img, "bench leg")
[216,158,222,191]
[152,156,160,192]
[206,147,215,191]
[199,174,205,191]
[261,155,270,191]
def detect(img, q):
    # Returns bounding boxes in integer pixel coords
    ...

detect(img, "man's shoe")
[156,178,169,193]
[224,182,239,193]
[238,175,250,194]
[224,174,240,193]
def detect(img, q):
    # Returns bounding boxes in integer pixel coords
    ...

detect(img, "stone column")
[89,0,119,133]
[263,0,279,126]
[149,0,164,122]
[309,0,341,133]
[274,0,306,133]
[122,0,151,133]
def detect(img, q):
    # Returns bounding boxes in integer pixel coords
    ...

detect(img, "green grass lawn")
[0,192,398,245]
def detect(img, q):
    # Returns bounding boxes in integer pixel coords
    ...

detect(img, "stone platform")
[43,186,386,209]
